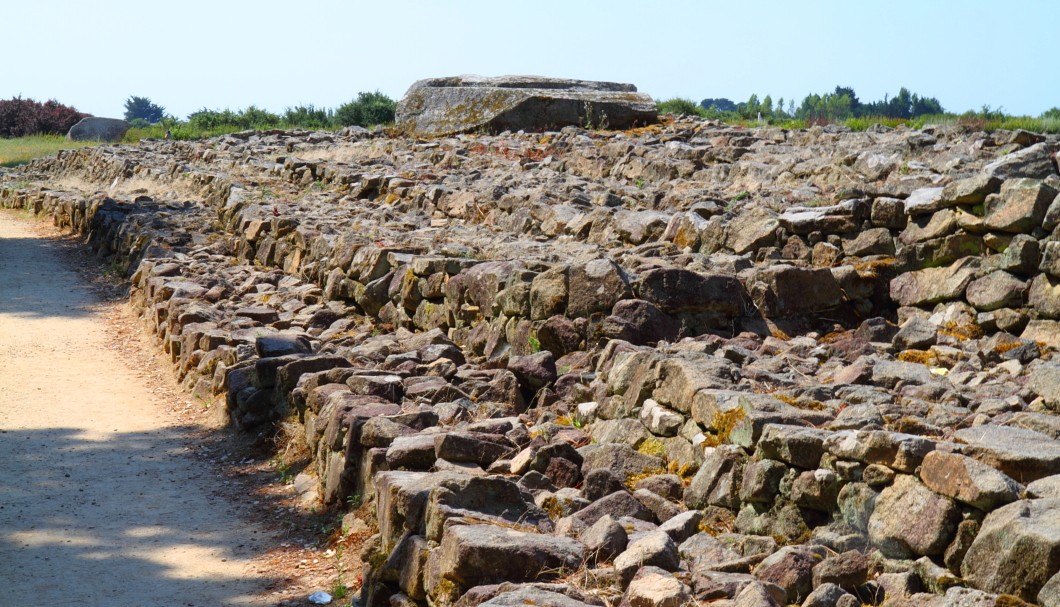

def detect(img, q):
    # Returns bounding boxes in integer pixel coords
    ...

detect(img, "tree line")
[123,92,397,132]
[698,86,944,121]
[0,92,398,139]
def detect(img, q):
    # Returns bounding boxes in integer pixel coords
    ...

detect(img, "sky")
[3,0,1057,120]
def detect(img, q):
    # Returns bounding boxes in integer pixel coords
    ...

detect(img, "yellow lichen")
[853,257,896,279]
[897,349,937,365]
[702,407,747,447]
[637,437,667,459]
[774,394,826,411]
[939,320,983,341]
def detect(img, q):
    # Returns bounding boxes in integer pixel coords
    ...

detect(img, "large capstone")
[396,75,658,137]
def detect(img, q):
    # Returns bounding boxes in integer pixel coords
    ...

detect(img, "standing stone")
[66,117,129,142]
[396,75,658,137]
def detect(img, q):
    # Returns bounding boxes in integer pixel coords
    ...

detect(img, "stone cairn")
[2,78,1060,607]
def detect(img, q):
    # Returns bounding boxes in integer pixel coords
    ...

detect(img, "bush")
[657,97,706,117]
[0,97,87,138]
[123,96,165,123]
[335,91,396,127]
[186,106,282,131]
[283,104,333,129]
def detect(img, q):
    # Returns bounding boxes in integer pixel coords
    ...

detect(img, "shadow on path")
[0,424,281,606]
[0,232,102,319]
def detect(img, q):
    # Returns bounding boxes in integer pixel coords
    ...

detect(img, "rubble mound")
[3,115,1060,607]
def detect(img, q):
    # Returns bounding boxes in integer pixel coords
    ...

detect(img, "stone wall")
[3,120,1060,607]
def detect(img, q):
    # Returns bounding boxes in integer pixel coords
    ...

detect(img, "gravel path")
[0,210,274,606]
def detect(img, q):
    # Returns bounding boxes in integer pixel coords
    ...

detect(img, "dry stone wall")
[3,118,1060,607]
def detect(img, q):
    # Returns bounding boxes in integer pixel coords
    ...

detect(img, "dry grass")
[295,145,364,164]
[50,174,203,201]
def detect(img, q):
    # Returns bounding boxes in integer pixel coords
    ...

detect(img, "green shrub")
[657,97,706,117]
[335,91,396,127]
[283,104,333,129]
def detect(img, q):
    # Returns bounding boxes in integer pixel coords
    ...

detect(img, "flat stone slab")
[954,425,1060,483]
[396,75,658,137]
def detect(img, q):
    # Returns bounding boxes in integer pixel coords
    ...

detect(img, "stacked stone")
[2,116,1059,607]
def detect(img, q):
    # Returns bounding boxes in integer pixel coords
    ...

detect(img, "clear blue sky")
[4,0,1057,119]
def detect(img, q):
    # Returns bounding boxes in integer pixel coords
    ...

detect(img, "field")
[0,135,100,168]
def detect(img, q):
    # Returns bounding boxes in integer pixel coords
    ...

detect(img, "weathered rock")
[801,583,854,607]
[812,550,870,592]
[954,425,1060,483]
[984,142,1059,179]
[964,271,1027,311]
[634,267,746,317]
[477,587,595,607]
[66,117,128,142]
[579,514,627,562]
[396,75,658,137]
[889,258,979,307]
[614,531,680,583]
[756,424,832,469]
[919,450,1022,510]
[684,444,747,509]
[602,299,680,345]
[961,499,1060,602]
[867,474,960,558]
[727,207,780,254]
[893,317,938,350]
[752,545,826,605]
[567,258,633,318]
[984,178,1058,232]
[431,524,585,590]
[626,565,692,607]
[747,264,844,317]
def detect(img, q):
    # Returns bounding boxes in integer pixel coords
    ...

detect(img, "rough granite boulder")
[396,75,658,137]
[867,474,960,558]
[961,498,1060,602]
[66,117,129,142]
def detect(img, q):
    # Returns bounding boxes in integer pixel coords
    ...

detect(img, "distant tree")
[775,97,786,117]
[123,96,165,123]
[761,95,774,117]
[334,91,396,127]
[1042,107,1060,120]
[833,86,861,115]
[700,98,737,112]
[742,93,761,119]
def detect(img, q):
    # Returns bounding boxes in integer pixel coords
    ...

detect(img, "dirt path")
[0,210,278,606]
